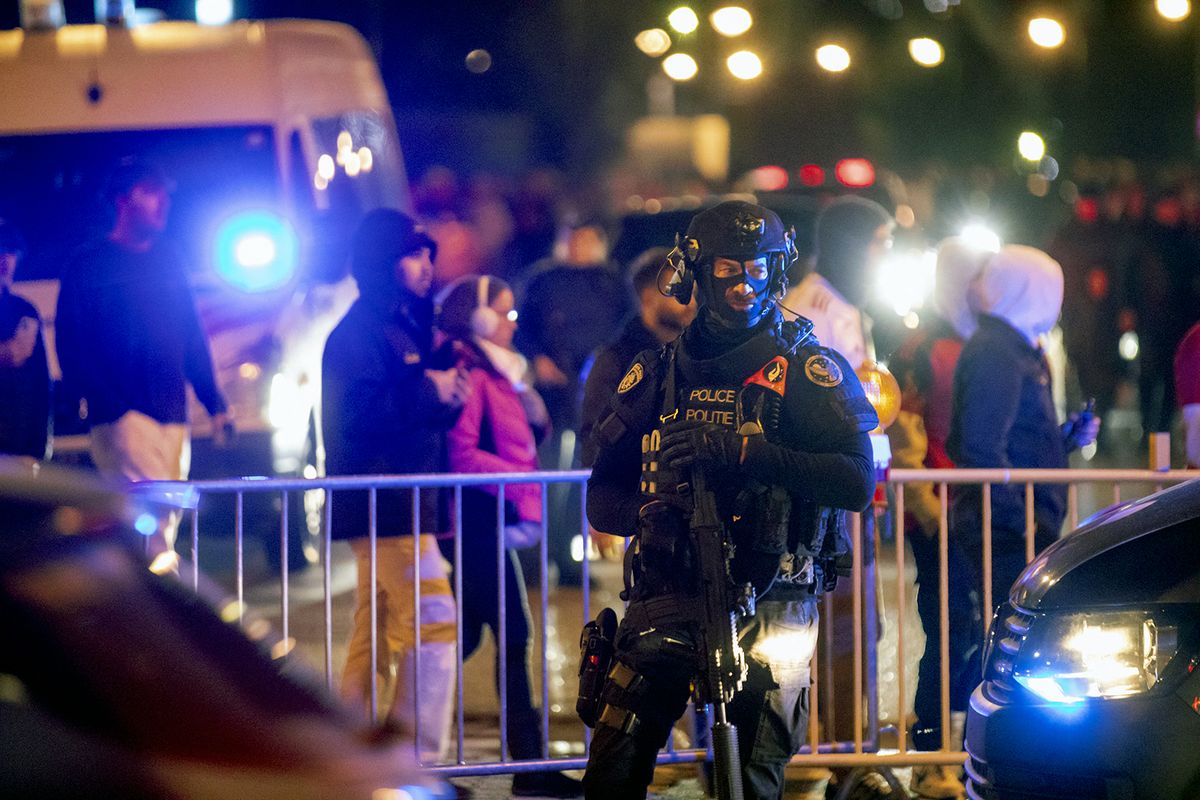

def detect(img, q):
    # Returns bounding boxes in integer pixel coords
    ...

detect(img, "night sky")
[5,1,1198,179]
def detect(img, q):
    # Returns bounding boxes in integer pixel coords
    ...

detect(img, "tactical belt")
[623,593,699,632]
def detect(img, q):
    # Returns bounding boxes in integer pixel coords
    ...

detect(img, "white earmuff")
[470,275,501,338]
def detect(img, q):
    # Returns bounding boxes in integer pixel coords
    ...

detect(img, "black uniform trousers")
[582,595,818,800]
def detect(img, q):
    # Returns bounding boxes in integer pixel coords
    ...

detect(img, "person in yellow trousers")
[322,209,469,763]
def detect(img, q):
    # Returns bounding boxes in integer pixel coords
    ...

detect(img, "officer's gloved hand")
[659,419,743,470]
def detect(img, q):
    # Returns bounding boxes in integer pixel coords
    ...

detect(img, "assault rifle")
[688,467,754,800]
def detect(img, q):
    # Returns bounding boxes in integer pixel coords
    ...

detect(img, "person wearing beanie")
[780,195,894,369]
[776,196,893,787]
[579,246,697,468]
[885,236,992,799]
[434,274,583,798]
[322,208,468,763]
[0,220,51,461]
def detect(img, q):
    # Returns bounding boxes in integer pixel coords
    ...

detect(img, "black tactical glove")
[659,419,744,470]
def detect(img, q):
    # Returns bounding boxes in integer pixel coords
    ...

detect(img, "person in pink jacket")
[436,273,583,798]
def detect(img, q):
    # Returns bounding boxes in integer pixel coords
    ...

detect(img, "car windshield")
[0,126,279,282]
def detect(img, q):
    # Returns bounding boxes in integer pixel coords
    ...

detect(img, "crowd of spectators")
[3,154,1200,793]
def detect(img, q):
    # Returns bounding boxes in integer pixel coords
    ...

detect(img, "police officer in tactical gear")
[581,200,878,798]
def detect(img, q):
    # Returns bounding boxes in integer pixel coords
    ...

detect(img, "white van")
[0,17,410,564]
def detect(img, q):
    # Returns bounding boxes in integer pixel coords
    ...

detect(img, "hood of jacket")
[968,244,1063,345]
[933,236,991,340]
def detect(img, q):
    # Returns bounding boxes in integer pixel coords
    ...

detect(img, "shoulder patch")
[617,362,644,394]
[404,352,421,365]
[745,355,788,392]
[804,353,843,387]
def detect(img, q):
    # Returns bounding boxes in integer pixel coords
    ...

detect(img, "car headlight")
[1011,610,1179,703]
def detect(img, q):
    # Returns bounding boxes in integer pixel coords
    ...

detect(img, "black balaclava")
[814,195,892,307]
[682,200,792,332]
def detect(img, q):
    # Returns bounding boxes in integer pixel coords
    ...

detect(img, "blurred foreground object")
[0,459,425,800]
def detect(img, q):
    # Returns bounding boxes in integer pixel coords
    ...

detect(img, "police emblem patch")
[804,354,843,387]
[618,362,644,394]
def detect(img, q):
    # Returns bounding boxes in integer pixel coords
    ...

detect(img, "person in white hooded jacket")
[886,237,992,799]
[947,245,1099,606]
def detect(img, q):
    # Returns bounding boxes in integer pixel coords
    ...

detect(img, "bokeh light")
[816,43,851,72]
[214,210,298,293]
[1018,131,1046,161]
[798,164,825,187]
[710,6,753,36]
[960,222,1002,253]
[195,0,232,26]
[908,37,944,67]
[316,154,335,180]
[750,165,788,191]
[668,7,700,34]
[662,52,699,80]
[1028,17,1066,48]
[726,50,763,80]
[634,28,671,57]
[1156,0,1190,21]
[465,49,492,73]
[835,158,875,187]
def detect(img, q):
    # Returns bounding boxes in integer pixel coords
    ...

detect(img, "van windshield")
[0,126,278,282]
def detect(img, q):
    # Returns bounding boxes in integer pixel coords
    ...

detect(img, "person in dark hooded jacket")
[322,209,469,762]
[948,245,1098,603]
[780,195,893,369]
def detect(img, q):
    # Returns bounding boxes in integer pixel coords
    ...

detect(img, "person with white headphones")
[435,274,581,798]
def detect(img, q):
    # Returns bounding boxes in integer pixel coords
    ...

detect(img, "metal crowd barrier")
[149,466,1195,780]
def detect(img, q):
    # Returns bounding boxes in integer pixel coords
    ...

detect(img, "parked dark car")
[0,459,431,800]
[966,478,1200,800]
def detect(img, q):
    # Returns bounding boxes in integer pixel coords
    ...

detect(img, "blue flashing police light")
[214,211,298,293]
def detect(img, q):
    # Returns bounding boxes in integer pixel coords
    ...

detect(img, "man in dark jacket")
[56,159,228,562]
[579,246,696,467]
[517,220,631,584]
[0,221,50,461]
[322,208,469,762]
